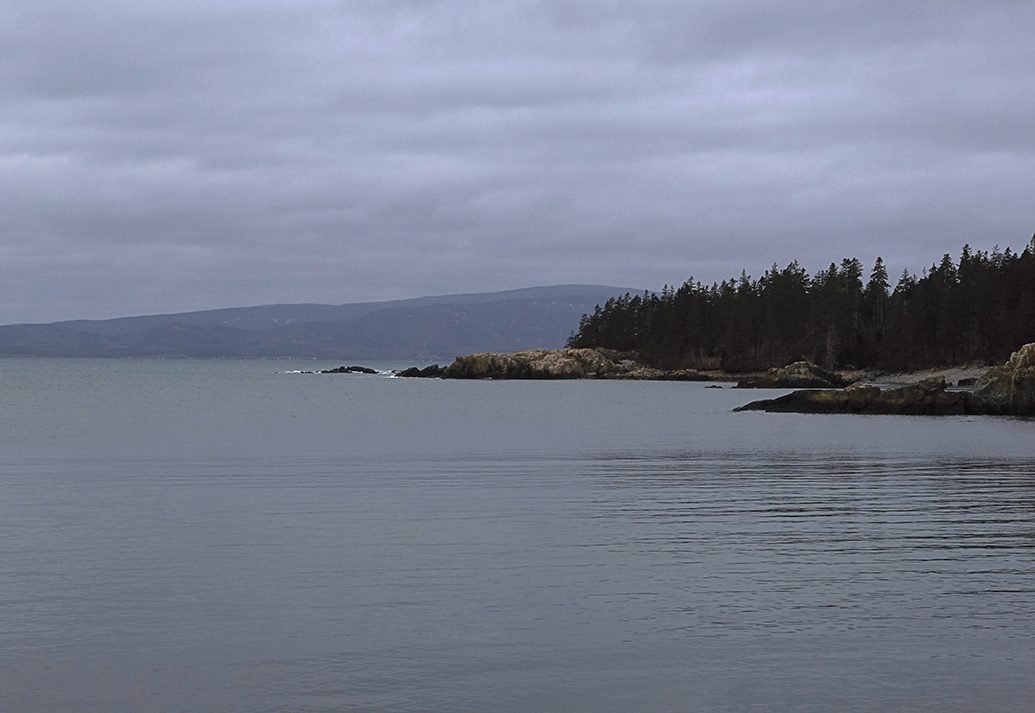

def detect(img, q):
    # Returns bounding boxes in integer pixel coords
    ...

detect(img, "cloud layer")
[2,0,1033,322]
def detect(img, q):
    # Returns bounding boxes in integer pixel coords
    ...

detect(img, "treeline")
[568,238,1035,371]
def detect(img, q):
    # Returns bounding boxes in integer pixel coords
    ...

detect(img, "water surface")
[1,359,1033,712]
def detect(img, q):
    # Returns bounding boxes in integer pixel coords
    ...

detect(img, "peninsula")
[396,343,1035,417]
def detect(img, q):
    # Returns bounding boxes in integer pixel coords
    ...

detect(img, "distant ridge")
[0,285,638,359]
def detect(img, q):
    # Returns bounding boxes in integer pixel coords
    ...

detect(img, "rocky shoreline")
[734,344,1035,417]
[303,343,1032,416]
[389,343,1035,416]
[394,348,993,388]
[734,361,847,388]
[397,348,719,381]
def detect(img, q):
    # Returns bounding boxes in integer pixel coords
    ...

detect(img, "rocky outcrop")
[971,343,1035,414]
[441,348,626,379]
[734,378,972,415]
[735,346,1035,416]
[420,348,709,380]
[736,360,846,389]
[321,365,378,374]
[396,364,443,378]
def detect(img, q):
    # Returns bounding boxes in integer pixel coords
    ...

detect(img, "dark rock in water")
[396,364,443,378]
[705,385,724,389]
[956,377,978,387]
[321,365,378,374]
[736,361,846,389]
[733,378,971,415]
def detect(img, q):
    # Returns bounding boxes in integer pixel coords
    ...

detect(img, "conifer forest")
[568,239,1035,371]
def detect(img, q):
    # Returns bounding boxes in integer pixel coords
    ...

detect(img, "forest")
[568,238,1035,371]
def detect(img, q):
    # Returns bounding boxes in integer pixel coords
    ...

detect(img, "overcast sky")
[1,0,1032,323]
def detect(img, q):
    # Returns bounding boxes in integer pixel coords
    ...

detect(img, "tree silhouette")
[569,240,1035,371]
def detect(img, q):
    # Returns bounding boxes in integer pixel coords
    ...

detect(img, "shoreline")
[734,343,1034,416]
[864,364,989,387]
[393,348,994,387]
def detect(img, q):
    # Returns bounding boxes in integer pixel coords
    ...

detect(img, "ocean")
[2,358,1034,712]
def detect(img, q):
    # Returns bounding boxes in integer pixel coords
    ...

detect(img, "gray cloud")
[1,0,1032,322]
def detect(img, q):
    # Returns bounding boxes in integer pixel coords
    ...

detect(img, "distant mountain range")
[0,285,637,359]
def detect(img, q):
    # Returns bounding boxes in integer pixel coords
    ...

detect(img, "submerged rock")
[736,360,846,389]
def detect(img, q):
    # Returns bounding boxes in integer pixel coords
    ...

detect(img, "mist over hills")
[0,285,634,359]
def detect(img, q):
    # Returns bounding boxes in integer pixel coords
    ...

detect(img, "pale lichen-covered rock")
[973,343,1035,415]
[437,348,706,381]
[440,348,612,379]
[439,349,574,379]
[736,360,846,389]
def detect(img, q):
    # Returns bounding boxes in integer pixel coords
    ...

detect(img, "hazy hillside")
[0,285,635,359]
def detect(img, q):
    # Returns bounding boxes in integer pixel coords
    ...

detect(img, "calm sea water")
[1,358,1034,712]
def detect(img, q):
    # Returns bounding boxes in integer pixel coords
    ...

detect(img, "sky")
[1,0,1033,323]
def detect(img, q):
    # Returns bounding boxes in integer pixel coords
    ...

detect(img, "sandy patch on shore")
[695,365,991,387]
[869,364,991,387]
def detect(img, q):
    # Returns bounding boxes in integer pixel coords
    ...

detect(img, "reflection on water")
[2,452,1034,712]
[582,453,1035,637]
